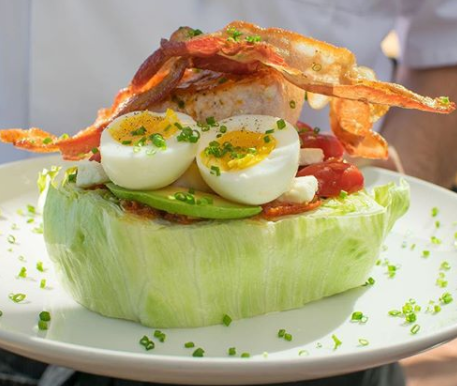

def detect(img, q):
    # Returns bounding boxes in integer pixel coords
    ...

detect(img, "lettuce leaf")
[43,180,409,328]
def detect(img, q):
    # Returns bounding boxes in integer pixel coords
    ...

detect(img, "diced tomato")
[296,121,344,160]
[297,161,364,198]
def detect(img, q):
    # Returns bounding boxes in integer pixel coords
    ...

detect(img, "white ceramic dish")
[0,155,456,385]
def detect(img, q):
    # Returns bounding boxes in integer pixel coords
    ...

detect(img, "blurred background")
[1,0,457,385]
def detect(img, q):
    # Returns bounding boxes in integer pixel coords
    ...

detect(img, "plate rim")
[1,155,457,384]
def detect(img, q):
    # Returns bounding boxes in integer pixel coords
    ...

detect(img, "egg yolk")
[109,109,180,145]
[201,130,277,171]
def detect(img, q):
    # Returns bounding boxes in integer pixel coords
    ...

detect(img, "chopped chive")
[91,147,99,154]
[153,330,166,342]
[27,218,34,224]
[130,126,147,136]
[436,272,448,288]
[228,347,236,356]
[39,311,51,322]
[440,292,453,304]
[139,335,155,351]
[265,129,275,134]
[440,261,451,271]
[36,261,44,272]
[42,137,53,145]
[18,267,27,278]
[277,329,286,338]
[7,235,16,244]
[284,333,293,342]
[434,305,442,313]
[184,341,195,348]
[351,311,364,321]
[431,207,439,217]
[339,190,348,199]
[422,250,430,258]
[440,96,450,105]
[358,338,369,346]
[276,119,286,130]
[332,334,342,350]
[222,314,232,326]
[226,27,242,42]
[386,264,398,278]
[245,35,261,43]
[388,310,401,317]
[431,236,441,245]
[188,28,203,38]
[192,348,205,357]
[410,324,420,335]
[298,349,309,356]
[210,165,221,176]
[9,293,26,303]
[240,352,250,358]
[435,220,440,228]
[38,320,48,331]
[176,126,200,143]
[205,116,216,126]
[410,243,416,251]
[219,125,227,134]
[405,313,417,323]
[263,135,271,143]
[40,279,46,289]
[122,140,132,145]
[289,100,296,109]
[150,133,167,149]
[362,277,375,286]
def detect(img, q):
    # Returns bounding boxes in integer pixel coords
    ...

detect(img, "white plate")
[0,155,456,385]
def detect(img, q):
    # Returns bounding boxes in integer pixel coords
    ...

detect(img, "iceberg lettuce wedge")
[44,179,409,328]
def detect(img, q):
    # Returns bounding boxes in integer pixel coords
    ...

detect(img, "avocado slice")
[106,183,262,220]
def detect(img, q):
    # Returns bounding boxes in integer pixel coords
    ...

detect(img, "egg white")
[100,111,200,190]
[196,115,300,205]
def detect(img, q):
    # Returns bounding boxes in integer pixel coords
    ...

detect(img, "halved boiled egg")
[100,109,200,190]
[196,115,300,205]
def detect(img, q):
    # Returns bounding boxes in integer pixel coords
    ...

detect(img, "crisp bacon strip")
[197,22,455,113]
[152,21,454,158]
[329,99,389,158]
[0,44,190,160]
[131,26,195,90]
[0,128,59,153]
[262,199,321,220]
[1,21,455,160]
